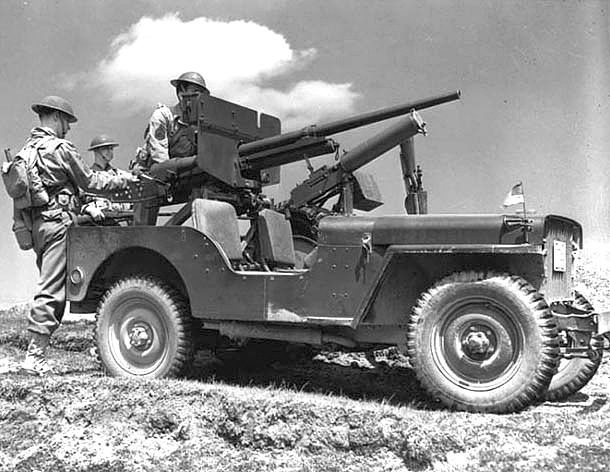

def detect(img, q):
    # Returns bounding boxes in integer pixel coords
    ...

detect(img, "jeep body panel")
[67,212,579,343]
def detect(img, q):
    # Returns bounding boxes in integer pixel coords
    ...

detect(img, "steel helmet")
[88,134,119,151]
[31,95,78,123]
[170,71,208,92]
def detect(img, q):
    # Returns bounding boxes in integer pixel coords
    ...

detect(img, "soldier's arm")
[145,106,172,165]
[58,143,133,194]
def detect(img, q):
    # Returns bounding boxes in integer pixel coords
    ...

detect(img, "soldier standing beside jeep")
[19,96,138,375]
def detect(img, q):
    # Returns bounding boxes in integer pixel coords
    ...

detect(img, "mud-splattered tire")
[96,276,193,379]
[407,271,560,413]
[545,292,604,402]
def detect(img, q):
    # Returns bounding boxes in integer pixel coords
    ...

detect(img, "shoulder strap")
[29,136,60,188]
[36,136,69,153]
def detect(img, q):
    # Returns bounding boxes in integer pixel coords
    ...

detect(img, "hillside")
[1,245,610,471]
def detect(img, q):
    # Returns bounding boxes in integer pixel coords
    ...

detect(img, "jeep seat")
[191,198,242,263]
[257,209,296,269]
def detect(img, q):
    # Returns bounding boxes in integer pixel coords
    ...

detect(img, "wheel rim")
[107,294,172,376]
[431,296,524,391]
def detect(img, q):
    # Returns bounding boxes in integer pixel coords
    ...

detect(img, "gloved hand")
[83,204,105,222]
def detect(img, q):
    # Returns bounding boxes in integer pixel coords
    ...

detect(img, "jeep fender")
[354,244,545,333]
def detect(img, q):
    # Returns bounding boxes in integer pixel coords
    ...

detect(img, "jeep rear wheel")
[96,276,193,378]
[407,271,560,413]
[545,292,604,402]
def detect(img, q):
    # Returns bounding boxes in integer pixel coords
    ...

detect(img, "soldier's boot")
[20,332,54,376]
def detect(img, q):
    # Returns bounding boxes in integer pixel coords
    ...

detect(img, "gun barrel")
[238,90,460,157]
[339,111,426,174]
[241,137,338,173]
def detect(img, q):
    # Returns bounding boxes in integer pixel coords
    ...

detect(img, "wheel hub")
[461,326,496,359]
[128,323,153,351]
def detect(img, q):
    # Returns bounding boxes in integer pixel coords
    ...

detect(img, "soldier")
[89,134,121,173]
[81,135,132,224]
[143,71,209,166]
[19,96,138,375]
[133,71,209,224]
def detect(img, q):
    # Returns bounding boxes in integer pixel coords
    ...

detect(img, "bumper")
[553,309,610,337]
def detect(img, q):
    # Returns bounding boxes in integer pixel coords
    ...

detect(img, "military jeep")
[66,90,610,413]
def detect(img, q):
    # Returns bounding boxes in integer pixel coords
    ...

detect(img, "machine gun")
[119,90,461,228]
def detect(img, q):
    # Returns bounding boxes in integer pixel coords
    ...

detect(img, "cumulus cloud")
[67,14,359,130]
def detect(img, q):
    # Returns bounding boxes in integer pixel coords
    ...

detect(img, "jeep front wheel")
[407,271,560,413]
[96,276,193,378]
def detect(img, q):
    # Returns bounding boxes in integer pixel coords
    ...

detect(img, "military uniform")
[91,161,118,173]
[82,162,132,221]
[134,72,206,226]
[144,103,197,165]
[23,126,130,338]
[134,104,198,225]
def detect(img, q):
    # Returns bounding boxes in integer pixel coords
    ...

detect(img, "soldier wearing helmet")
[134,71,209,225]
[142,71,209,166]
[89,134,120,173]
[17,96,138,375]
[81,135,133,223]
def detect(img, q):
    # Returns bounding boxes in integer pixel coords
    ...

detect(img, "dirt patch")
[2,247,610,471]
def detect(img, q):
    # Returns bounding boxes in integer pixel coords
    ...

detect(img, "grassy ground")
[1,249,610,471]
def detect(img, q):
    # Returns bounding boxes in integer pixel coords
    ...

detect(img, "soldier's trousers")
[27,210,73,337]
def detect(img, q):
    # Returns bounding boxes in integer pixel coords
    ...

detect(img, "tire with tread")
[545,292,604,402]
[96,275,193,378]
[407,271,560,413]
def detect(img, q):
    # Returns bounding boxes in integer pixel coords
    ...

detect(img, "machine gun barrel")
[238,90,460,157]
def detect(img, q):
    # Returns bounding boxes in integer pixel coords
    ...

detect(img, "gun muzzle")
[339,111,426,174]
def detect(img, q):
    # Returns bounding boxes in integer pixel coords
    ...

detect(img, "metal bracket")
[595,310,610,336]
[361,232,372,263]
[553,312,597,332]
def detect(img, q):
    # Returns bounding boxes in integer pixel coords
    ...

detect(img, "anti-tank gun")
[119,90,461,236]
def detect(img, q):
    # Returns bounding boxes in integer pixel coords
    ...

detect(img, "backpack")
[2,136,54,209]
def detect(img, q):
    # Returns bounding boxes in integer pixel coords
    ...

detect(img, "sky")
[0,0,609,305]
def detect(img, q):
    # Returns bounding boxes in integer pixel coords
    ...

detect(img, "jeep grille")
[542,218,575,303]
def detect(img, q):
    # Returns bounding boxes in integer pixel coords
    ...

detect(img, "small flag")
[503,182,524,207]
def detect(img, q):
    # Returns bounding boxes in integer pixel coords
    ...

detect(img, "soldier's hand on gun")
[125,171,141,183]
[129,163,146,178]
[83,204,105,222]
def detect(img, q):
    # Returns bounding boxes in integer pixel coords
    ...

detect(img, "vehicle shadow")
[187,346,435,409]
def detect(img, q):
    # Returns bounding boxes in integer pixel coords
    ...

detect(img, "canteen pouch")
[12,211,33,251]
